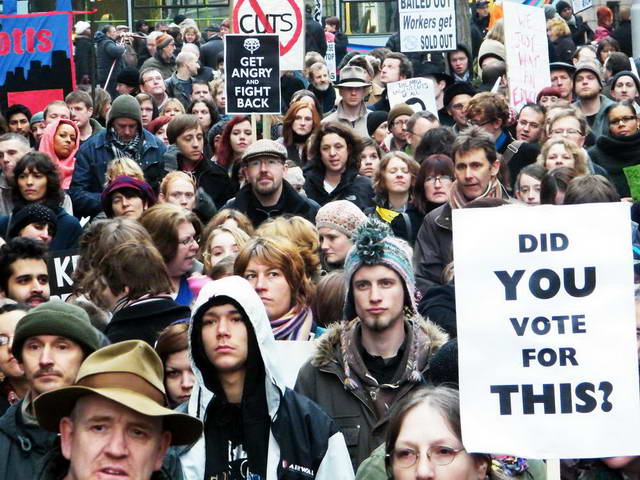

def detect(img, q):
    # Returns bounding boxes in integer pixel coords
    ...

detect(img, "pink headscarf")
[38,118,81,190]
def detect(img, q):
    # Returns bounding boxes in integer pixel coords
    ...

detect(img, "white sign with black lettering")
[325,42,337,82]
[387,78,438,117]
[454,203,640,459]
[225,34,281,114]
[398,0,456,52]
[572,0,592,14]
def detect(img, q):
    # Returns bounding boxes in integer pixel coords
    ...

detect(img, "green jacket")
[0,399,58,479]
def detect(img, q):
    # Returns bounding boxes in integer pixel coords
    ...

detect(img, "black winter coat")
[74,35,93,84]
[612,20,632,56]
[224,180,320,228]
[588,130,640,197]
[553,34,576,65]
[105,296,191,346]
[95,31,125,97]
[200,36,224,69]
[303,167,375,211]
[305,16,327,57]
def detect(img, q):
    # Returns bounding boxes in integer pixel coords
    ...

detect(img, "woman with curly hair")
[304,121,374,210]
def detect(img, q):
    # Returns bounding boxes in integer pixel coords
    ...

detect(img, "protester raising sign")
[503,2,550,112]
[398,0,456,53]
[387,78,438,117]
[225,34,281,115]
[453,203,640,459]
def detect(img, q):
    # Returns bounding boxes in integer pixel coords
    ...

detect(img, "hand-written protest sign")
[0,12,76,113]
[454,203,640,459]
[325,42,337,82]
[47,249,79,300]
[624,165,640,200]
[387,78,438,118]
[232,0,304,70]
[225,34,281,115]
[398,0,456,53]
[503,2,550,112]
[572,0,592,14]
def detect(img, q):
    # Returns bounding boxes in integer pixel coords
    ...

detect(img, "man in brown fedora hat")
[323,65,372,138]
[33,339,203,480]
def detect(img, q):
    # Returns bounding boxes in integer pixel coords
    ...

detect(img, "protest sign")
[453,203,640,459]
[313,0,322,24]
[387,78,438,117]
[398,0,456,53]
[325,42,337,82]
[232,0,304,70]
[624,165,640,200]
[0,12,76,113]
[47,249,79,299]
[274,340,315,387]
[572,0,592,14]
[225,34,281,115]
[503,2,550,112]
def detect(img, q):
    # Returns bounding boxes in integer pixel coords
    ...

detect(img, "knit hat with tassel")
[341,219,422,389]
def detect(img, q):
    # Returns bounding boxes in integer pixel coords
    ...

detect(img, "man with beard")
[5,105,33,143]
[0,300,101,479]
[572,61,614,136]
[307,62,336,114]
[0,239,49,308]
[224,140,319,228]
[295,218,448,469]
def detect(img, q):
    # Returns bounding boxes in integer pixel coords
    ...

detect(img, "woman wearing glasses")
[140,203,203,306]
[391,154,454,245]
[376,386,544,480]
[588,101,640,197]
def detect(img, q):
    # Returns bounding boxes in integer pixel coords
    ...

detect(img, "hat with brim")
[335,65,371,88]
[35,384,202,445]
[33,340,203,446]
[549,61,576,75]
[414,61,454,87]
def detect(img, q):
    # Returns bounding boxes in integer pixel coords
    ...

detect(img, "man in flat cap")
[34,339,203,480]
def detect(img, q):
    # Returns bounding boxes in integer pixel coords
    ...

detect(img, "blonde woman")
[537,137,589,175]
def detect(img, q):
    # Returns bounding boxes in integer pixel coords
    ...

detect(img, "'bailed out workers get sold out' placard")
[453,203,640,459]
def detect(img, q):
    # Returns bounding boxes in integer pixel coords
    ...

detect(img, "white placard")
[503,2,550,112]
[274,340,315,388]
[454,203,640,459]
[326,42,337,82]
[232,0,305,71]
[387,78,438,118]
[398,0,456,53]
[572,0,592,14]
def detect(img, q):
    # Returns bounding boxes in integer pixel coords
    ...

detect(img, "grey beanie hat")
[107,94,142,130]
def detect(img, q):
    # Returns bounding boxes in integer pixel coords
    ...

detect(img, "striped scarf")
[449,178,506,209]
[271,305,314,340]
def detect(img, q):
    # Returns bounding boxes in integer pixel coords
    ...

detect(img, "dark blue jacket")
[69,129,167,218]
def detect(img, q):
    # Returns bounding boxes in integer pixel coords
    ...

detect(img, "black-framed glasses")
[467,117,492,127]
[425,175,453,184]
[387,446,465,468]
[610,116,637,126]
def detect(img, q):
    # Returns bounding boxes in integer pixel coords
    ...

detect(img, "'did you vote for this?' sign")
[225,34,281,115]
[453,203,640,459]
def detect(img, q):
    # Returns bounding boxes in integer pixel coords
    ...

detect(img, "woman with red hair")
[595,6,614,42]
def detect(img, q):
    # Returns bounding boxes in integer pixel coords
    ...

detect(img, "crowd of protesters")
[0,2,639,479]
